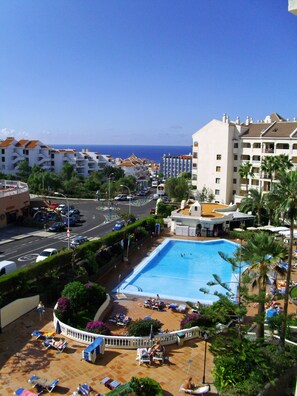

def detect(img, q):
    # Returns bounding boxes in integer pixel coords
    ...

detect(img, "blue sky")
[0,1,296,146]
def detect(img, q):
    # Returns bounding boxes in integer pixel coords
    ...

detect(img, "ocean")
[53,144,192,163]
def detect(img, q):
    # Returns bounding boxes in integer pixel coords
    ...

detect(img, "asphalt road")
[0,195,156,270]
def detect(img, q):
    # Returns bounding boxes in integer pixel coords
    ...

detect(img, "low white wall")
[94,294,111,321]
[54,296,202,349]
[1,295,39,328]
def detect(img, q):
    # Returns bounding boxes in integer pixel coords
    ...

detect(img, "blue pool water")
[114,238,240,304]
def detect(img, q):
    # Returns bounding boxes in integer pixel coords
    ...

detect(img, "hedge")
[0,216,163,307]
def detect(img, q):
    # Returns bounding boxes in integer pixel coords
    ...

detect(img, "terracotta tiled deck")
[0,233,218,395]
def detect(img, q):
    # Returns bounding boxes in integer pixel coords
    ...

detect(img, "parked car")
[127,217,137,225]
[61,216,77,227]
[127,194,136,200]
[70,235,89,248]
[114,194,128,201]
[60,205,75,214]
[36,248,58,262]
[112,220,125,231]
[48,222,66,232]
[68,208,80,215]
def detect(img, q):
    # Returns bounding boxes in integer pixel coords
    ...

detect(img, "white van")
[0,260,17,276]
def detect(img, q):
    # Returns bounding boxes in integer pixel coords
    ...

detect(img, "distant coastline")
[53,144,192,164]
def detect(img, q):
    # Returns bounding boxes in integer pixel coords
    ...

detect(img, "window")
[215,189,220,195]
[234,155,238,160]
[234,143,238,148]
[234,167,237,172]
[216,154,221,160]
[215,178,220,184]
[2,157,4,162]
[216,166,221,172]
[233,190,236,195]
[233,179,237,184]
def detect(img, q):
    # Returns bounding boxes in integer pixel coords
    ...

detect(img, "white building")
[169,200,255,237]
[289,0,297,15]
[192,113,297,204]
[0,138,114,177]
[161,154,192,178]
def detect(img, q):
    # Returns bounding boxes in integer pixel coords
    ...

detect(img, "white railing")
[53,300,202,349]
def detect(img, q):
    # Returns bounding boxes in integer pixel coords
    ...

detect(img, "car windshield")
[41,251,51,257]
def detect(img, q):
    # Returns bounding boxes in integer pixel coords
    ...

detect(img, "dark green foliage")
[156,202,174,218]
[85,282,106,307]
[106,377,163,396]
[62,281,88,308]
[210,333,297,396]
[127,318,163,337]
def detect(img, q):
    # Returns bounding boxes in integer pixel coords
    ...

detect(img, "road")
[0,195,156,270]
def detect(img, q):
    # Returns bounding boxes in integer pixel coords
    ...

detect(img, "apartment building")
[161,153,192,178]
[116,154,151,180]
[0,138,114,177]
[192,113,297,205]
[289,0,297,15]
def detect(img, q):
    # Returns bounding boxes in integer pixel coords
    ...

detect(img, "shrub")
[85,282,106,307]
[62,281,88,308]
[55,296,71,321]
[129,376,163,395]
[127,318,163,337]
[85,320,111,335]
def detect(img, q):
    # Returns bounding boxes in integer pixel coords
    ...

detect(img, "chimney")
[245,116,250,125]
[236,116,240,125]
[222,114,227,123]
[294,117,297,122]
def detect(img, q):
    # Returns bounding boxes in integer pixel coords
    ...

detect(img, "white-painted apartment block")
[192,113,297,205]
[0,138,114,177]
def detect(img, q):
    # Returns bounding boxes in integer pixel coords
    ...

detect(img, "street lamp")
[108,173,114,221]
[54,191,70,250]
[202,332,208,384]
[120,184,131,215]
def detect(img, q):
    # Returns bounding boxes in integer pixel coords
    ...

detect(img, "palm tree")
[239,162,254,196]
[275,154,293,179]
[261,156,277,191]
[239,188,265,226]
[239,231,287,339]
[272,170,297,347]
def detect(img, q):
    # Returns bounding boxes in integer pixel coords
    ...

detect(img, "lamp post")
[54,192,70,250]
[120,184,131,215]
[202,332,208,384]
[108,173,114,221]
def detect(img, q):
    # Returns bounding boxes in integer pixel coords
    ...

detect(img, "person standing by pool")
[37,301,45,321]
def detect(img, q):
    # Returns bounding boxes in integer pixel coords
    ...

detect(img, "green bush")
[62,281,88,308]
[107,376,163,396]
[127,319,163,337]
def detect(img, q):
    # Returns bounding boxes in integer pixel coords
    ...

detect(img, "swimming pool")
[114,238,240,304]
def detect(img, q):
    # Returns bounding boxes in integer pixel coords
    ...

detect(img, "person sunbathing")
[149,341,164,362]
[183,376,196,390]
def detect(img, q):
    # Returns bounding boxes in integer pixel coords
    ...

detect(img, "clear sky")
[0,1,296,146]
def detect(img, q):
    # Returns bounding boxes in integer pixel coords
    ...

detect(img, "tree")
[165,177,189,201]
[16,160,31,181]
[239,162,254,195]
[103,166,124,180]
[272,170,297,347]
[239,231,287,339]
[61,163,75,180]
[261,156,277,190]
[239,188,265,225]
[198,186,215,202]
[275,154,293,175]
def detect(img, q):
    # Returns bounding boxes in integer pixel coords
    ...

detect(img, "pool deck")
[1,231,297,395]
[0,232,218,396]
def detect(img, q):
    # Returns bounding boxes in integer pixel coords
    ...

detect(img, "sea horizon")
[53,144,192,163]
